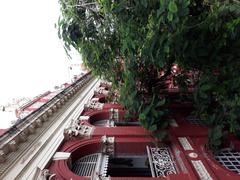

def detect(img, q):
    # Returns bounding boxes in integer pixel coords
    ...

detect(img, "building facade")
[0,73,240,180]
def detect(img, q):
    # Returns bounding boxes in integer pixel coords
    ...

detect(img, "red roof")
[0,129,8,136]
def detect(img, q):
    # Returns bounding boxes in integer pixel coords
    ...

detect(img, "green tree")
[58,0,240,151]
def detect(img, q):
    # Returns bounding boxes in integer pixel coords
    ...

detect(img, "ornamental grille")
[72,153,109,177]
[215,149,240,174]
[147,146,177,177]
[72,153,99,176]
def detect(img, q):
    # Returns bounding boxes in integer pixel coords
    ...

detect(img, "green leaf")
[201,84,212,91]
[149,124,157,132]
[167,13,173,21]
[157,98,166,107]
[154,131,168,140]
[168,1,178,13]
[164,45,170,53]
[213,126,223,139]
[208,125,224,152]
[139,113,146,121]
[141,0,148,8]
[179,7,189,16]
[161,120,169,128]
[112,1,125,13]
[199,91,208,99]
[142,105,151,115]
[157,7,165,17]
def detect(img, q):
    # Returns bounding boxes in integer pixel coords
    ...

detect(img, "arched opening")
[87,110,140,127]
[68,137,177,178]
[215,149,240,174]
[72,153,109,177]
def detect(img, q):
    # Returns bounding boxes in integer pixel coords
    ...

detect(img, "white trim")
[178,137,193,151]
[53,152,71,161]
[79,116,90,121]
[191,160,212,180]
[1,79,100,180]
[188,152,198,158]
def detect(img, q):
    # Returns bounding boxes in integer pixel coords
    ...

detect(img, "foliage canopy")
[58,0,240,151]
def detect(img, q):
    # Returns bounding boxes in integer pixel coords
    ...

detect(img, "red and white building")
[0,73,239,180]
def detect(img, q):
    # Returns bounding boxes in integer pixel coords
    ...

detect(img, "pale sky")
[0,0,81,104]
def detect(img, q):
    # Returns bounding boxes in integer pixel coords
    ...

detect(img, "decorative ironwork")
[72,153,99,176]
[147,146,177,177]
[72,153,110,179]
[215,149,240,174]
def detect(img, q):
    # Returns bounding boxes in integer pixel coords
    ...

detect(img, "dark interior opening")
[107,156,152,177]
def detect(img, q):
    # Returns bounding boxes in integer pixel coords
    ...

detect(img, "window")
[107,155,151,177]
[72,153,109,177]
[215,149,240,174]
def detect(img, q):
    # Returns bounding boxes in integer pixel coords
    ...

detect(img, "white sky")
[0,0,82,105]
